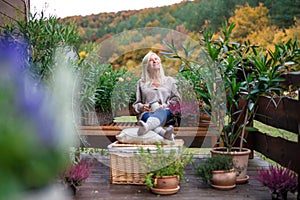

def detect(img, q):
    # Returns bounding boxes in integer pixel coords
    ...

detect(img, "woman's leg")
[138,110,174,139]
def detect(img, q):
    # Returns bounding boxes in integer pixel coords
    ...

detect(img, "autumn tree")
[229,3,271,42]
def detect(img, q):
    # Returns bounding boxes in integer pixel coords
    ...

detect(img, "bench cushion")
[116,128,174,145]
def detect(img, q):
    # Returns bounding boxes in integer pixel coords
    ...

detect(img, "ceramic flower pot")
[211,147,251,184]
[150,175,180,195]
[210,168,236,190]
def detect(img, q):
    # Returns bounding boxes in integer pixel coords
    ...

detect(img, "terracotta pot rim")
[211,147,251,155]
[155,174,179,178]
[212,168,236,174]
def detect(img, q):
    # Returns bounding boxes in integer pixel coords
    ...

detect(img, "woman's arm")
[160,77,181,109]
[132,80,144,114]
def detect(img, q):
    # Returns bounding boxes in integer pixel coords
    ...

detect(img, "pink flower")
[63,160,94,189]
[256,164,297,197]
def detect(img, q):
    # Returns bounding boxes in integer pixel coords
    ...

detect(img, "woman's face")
[147,54,161,71]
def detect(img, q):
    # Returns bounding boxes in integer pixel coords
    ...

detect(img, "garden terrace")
[77,72,300,199]
[72,153,298,200]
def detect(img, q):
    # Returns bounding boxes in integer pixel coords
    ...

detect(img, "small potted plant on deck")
[60,159,94,195]
[195,154,236,190]
[136,143,194,195]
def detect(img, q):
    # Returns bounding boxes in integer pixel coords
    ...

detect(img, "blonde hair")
[141,51,166,86]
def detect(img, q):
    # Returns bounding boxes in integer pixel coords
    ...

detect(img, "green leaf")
[245,127,258,132]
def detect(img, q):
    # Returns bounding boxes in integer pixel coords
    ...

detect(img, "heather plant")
[256,164,298,200]
[61,160,94,192]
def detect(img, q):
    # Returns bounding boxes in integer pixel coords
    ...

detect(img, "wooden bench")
[79,121,218,148]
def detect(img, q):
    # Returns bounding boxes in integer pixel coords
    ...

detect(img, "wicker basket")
[108,139,184,185]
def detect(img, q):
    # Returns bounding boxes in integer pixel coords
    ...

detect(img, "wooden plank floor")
[72,152,298,200]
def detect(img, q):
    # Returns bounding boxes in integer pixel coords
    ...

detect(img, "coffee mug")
[150,102,160,112]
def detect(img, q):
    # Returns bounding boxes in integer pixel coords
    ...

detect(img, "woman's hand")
[142,104,150,112]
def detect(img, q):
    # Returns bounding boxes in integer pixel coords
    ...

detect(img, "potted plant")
[60,159,94,195]
[163,21,286,183]
[136,144,194,195]
[203,22,287,183]
[256,164,298,200]
[94,64,135,125]
[195,154,236,190]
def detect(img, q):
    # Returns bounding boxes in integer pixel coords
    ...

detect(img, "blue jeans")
[141,109,172,126]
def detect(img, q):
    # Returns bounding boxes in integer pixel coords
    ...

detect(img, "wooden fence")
[248,71,300,197]
[0,0,29,29]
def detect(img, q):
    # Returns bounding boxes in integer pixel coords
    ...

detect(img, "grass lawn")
[254,120,297,142]
[114,116,137,122]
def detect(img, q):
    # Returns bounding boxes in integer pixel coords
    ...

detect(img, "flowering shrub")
[256,164,298,199]
[61,160,94,190]
[111,71,138,112]
[94,64,137,113]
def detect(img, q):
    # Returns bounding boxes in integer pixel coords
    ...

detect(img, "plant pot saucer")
[150,185,180,195]
[211,184,236,190]
[236,175,249,184]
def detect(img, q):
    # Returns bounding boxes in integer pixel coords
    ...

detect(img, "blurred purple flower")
[0,36,58,147]
[169,100,181,115]
[169,100,199,117]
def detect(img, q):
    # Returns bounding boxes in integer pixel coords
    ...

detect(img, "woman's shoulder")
[137,78,146,87]
[164,76,177,83]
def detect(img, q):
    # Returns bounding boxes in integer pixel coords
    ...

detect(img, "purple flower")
[169,100,181,114]
[169,100,199,117]
[1,37,58,147]
[256,164,298,197]
[62,160,94,189]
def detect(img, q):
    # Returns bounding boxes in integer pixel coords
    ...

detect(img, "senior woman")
[132,51,181,140]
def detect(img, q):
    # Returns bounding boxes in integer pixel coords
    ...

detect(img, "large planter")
[81,109,114,126]
[96,110,114,125]
[150,175,180,195]
[81,112,98,126]
[211,168,236,190]
[210,147,251,184]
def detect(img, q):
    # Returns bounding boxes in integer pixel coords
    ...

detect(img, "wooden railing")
[247,72,300,197]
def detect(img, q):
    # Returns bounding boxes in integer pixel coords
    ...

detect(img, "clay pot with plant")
[195,154,236,190]
[136,144,194,195]
[204,22,285,183]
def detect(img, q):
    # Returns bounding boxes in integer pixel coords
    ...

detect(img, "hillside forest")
[60,0,300,72]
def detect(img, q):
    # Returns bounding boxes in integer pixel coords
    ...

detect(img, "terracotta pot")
[210,168,236,190]
[210,147,251,184]
[154,175,179,189]
[150,175,180,195]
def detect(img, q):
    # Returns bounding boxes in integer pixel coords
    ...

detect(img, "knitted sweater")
[132,76,181,119]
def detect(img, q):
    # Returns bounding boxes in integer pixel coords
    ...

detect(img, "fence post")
[297,89,300,199]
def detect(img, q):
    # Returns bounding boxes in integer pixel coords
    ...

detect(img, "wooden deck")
[72,152,298,200]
